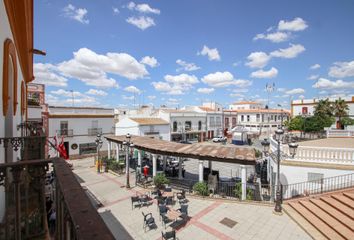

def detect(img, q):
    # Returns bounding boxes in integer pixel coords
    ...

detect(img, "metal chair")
[158,204,168,220]
[142,212,156,232]
[161,230,176,240]
[131,196,141,209]
[177,204,188,219]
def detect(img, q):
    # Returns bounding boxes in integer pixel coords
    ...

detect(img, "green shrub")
[234,182,254,200]
[153,173,169,188]
[193,182,208,196]
[254,149,262,158]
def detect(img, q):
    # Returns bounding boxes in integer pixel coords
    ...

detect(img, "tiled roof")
[225,109,290,114]
[106,135,256,164]
[285,187,354,239]
[232,101,260,105]
[130,118,169,125]
[199,106,215,112]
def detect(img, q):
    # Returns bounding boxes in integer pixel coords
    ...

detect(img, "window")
[210,117,215,127]
[232,117,236,127]
[261,114,264,122]
[149,125,155,132]
[275,115,277,122]
[256,114,260,122]
[216,117,221,127]
[241,115,244,122]
[271,115,274,120]
[79,142,97,155]
[302,107,308,114]
[60,121,68,135]
[247,115,250,122]
[185,121,192,131]
[173,121,177,132]
[225,117,229,127]
[198,121,202,130]
[2,39,18,116]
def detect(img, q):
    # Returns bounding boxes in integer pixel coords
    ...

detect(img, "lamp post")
[261,127,298,214]
[123,133,134,188]
[95,134,103,173]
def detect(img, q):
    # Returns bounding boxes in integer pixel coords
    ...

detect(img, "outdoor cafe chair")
[142,212,156,232]
[161,230,176,240]
[131,196,141,209]
[177,204,188,219]
[158,204,168,220]
[161,215,172,229]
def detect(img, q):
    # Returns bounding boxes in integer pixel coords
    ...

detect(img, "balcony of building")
[0,136,114,240]
[88,128,103,136]
[57,129,74,137]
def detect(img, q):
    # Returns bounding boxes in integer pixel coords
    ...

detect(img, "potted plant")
[192,182,208,196]
[153,173,169,189]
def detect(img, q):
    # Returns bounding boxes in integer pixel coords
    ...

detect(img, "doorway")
[64,142,69,156]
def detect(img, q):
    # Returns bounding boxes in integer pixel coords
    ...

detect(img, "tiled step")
[299,201,354,240]
[288,202,345,240]
[343,192,354,201]
[331,194,354,209]
[309,198,354,231]
[320,196,354,220]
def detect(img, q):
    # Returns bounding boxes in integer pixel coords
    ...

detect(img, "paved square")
[71,158,311,240]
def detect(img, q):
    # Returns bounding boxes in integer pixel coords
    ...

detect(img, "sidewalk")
[72,158,311,240]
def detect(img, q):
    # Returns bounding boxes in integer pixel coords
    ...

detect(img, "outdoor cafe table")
[166,208,182,222]
[162,191,174,198]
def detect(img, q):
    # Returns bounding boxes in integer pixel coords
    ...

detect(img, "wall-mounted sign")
[71,143,78,150]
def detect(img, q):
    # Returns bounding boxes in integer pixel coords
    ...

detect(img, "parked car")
[212,136,227,142]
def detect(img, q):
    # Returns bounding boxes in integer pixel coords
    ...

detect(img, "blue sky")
[34,0,354,109]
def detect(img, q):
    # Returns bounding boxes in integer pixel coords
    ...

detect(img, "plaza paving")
[297,138,354,149]
[71,158,311,240]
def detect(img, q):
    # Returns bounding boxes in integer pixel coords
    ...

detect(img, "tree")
[286,116,304,131]
[333,98,349,124]
[340,117,354,126]
[303,115,334,133]
[314,99,333,118]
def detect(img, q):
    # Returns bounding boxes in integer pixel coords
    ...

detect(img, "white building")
[159,109,207,142]
[226,101,290,134]
[115,117,170,141]
[47,106,114,157]
[291,96,354,129]
[1,0,35,221]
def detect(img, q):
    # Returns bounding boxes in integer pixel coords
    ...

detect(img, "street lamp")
[95,134,103,173]
[261,127,298,214]
[123,133,134,188]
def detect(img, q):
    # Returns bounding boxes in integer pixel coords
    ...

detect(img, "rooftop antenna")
[265,83,275,139]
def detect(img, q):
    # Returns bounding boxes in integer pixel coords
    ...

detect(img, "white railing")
[270,137,354,165]
[327,129,354,138]
[283,145,354,165]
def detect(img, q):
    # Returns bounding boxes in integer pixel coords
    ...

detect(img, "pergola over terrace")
[105,135,257,199]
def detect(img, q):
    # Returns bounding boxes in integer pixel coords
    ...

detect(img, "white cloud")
[176,59,200,72]
[253,32,291,43]
[48,89,99,106]
[201,71,252,88]
[270,43,305,58]
[277,88,286,92]
[230,93,244,98]
[298,95,305,99]
[151,82,184,95]
[198,45,221,61]
[34,63,68,87]
[250,67,278,78]
[57,48,147,88]
[63,4,89,24]
[140,56,159,67]
[164,73,199,85]
[232,88,249,93]
[307,74,319,80]
[232,61,241,67]
[278,17,308,32]
[147,95,156,100]
[113,7,119,14]
[51,89,84,98]
[285,88,305,95]
[126,16,155,30]
[197,88,215,94]
[122,95,135,100]
[127,2,160,14]
[124,85,141,94]
[86,89,108,96]
[245,52,271,68]
[313,78,354,89]
[167,98,180,105]
[328,60,354,78]
[310,64,320,70]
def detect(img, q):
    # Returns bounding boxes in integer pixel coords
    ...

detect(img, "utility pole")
[266,83,275,139]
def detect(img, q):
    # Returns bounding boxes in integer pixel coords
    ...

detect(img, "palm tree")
[333,98,349,129]
[314,99,333,117]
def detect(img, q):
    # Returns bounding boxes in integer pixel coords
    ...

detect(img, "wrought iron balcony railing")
[57,129,74,137]
[0,158,115,240]
[0,136,46,161]
[88,128,102,136]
